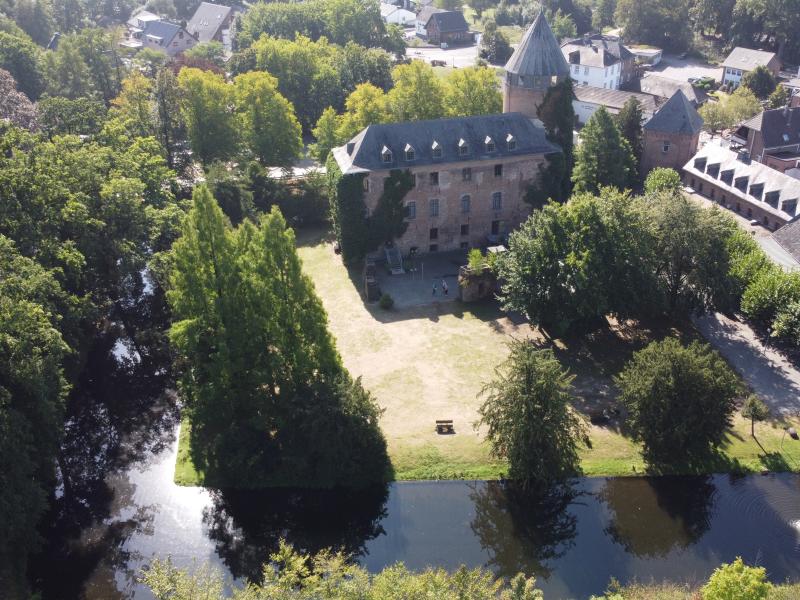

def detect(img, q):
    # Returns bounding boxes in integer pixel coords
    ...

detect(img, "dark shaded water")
[31,336,800,600]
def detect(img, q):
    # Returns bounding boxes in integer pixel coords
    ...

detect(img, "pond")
[31,335,800,600]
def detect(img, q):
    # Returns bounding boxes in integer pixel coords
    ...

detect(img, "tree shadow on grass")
[643,449,746,477]
[759,451,791,472]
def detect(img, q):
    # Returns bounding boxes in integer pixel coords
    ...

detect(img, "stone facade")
[641,129,700,174]
[360,155,545,253]
[502,76,549,118]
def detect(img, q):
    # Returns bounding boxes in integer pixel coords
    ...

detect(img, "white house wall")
[568,61,621,89]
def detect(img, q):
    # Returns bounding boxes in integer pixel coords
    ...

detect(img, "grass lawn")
[174,228,800,485]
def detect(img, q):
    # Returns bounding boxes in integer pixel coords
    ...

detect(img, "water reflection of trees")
[598,476,716,558]
[469,481,579,580]
[203,485,389,581]
[31,284,178,598]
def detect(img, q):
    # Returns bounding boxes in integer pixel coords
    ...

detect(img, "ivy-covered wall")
[326,156,413,264]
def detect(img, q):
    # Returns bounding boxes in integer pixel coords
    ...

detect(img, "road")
[689,190,799,271]
[407,44,480,69]
[694,313,800,416]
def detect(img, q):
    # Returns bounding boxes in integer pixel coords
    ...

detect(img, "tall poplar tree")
[616,97,644,178]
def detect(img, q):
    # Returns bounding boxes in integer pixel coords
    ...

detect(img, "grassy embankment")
[175,228,800,485]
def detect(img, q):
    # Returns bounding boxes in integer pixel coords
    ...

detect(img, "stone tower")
[640,90,703,176]
[503,11,572,119]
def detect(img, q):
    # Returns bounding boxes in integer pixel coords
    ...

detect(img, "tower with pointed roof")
[641,89,704,176]
[502,11,571,119]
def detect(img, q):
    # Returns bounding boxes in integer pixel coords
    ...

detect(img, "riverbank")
[173,228,800,486]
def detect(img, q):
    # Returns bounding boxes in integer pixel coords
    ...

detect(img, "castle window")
[381,146,392,163]
[485,136,495,152]
[507,134,516,150]
[494,164,503,177]
[430,172,439,186]
[462,167,472,181]
[492,191,502,210]
[431,140,442,158]
[458,138,468,156]
[405,143,415,161]
[405,201,416,219]
[461,194,471,213]
[461,224,469,236]
[662,141,670,153]
[430,227,438,240]
[430,198,439,217]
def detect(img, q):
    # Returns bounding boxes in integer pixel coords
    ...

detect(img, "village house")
[640,89,703,176]
[380,3,416,26]
[186,2,234,46]
[123,18,197,56]
[731,107,800,174]
[721,47,781,89]
[560,34,636,90]
[417,9,470,44]
[572,86,661,125]
[502,11,572,119]
[683,141,800,231]
[331,113,561,254]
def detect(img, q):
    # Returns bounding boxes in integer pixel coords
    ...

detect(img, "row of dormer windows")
[693,156,797,214]
[381,134,517,163]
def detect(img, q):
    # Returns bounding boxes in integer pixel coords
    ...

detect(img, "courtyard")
[291,228,800,481]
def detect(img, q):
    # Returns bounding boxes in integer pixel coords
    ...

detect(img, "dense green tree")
[310,106,341,163]
[37,95,108,136]
[143,542,543,599]
[52,0,87,32]
[767,85,789,109]
[0,31,44,99]
[0,236,69,599]
[740,267,800,324]
[536,78,576,201]
[335,82,389,140]
[616,337,739,465]
[734,0,800,60]
[498,189,658,334]
[177,67,237,164]
[592,0,616,30]
[773,300,800,346]
[110,71,156,138]
[550,9,577,40]
[614,0,690,51]
[444,66,502,117]
[572,106,636,193]
[479,19,513,65]
[168,187,387,486]
[690,0,735,35]
[153,68,185,170]
[434,0,461,8]
[699,100,731,133]
[387,60,447,122]
[649,191,738,313]
[702,557,771,600]
[726,85,761,123]
[13,0,55,45]
[184,41,226,68]
[467,0,492,20]
[643,167,682,194]
[615,97,644,175]
[741,64,777,99]
[478,342,586,488]
[233,71,303,166]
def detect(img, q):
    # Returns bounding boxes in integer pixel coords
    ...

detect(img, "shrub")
[702,557,771,600]
[772,300,800,344]
[741,268,800,325]
[379,293,394,309]
[644,168,682,194]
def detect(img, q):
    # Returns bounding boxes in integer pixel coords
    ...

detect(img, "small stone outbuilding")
[641,90,703,177]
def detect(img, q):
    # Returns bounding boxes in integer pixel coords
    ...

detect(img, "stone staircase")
[384,245,404,275]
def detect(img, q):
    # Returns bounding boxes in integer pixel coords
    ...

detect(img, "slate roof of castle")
[644,89,703,135]
[332,113,560,174]
[504,11,570,78]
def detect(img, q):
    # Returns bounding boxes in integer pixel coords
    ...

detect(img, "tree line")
[141,542,783,600]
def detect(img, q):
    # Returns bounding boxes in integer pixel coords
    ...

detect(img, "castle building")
[502,11,572,119]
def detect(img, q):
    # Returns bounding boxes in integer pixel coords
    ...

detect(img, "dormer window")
[506,133,516,150]
[485,136,495,152]
[734,176,749,192]
[694,157,707,170]
[381,145,392,163]
[782,198,797,215]
[432,140,442,158]
[404,143,415,161]
[749,183,764,200]
[707,163,720,178]
[458,138,468,156]
[720,169,734,185]
[765,191,780,207]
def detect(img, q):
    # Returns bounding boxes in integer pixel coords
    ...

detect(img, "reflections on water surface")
[30,334,800,600]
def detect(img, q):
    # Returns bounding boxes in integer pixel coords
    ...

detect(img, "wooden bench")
[435,419,454,435]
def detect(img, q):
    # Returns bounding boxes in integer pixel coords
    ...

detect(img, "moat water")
[31,336,800,600]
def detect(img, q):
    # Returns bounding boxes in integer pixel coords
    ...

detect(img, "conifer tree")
[616,97,644,176]
[572,106,636,193]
